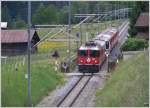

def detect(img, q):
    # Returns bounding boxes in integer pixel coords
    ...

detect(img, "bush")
[121,38,148,51]
[128,27,137,37]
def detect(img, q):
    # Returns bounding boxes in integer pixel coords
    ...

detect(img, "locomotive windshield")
[79,50,87,56]
[90,50,99,57]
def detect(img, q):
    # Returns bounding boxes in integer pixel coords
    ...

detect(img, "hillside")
[95,51,149,107]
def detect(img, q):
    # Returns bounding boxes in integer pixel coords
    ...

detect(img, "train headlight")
[95,59,99,64]
[80,60,83,63]
[87,58,91,63]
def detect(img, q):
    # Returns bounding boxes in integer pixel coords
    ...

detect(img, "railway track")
[56,22,129,107]
[36,21,129,107]
[56,75,93,107]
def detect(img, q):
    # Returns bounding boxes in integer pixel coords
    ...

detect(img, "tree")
[32,3,45,24]
[45,5,58,24]
[15,19,27,29]
[32,3,58,24]
[11,14,27,29]
[2,5,12,28]
[57,6,68,24]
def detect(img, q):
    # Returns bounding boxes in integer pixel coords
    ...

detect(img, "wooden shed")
[1,29,40,56]
[135,13,149,40]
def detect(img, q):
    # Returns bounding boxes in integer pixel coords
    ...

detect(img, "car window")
[79,50,87,56]
[90,50,99,57]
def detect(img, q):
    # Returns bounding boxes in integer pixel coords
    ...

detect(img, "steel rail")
[57,75,93,107]
[69,75,92,107]
[56,76,84,107]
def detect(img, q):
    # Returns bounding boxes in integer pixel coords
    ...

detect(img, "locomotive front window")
[90,50,99,57]
[79,50,87,56]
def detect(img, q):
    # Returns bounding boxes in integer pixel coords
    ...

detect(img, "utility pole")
[68,1,71,72]
[115,2,116,26]
[80,24,82,45]
[97,3,100,33]
[106,4,110,28]
[110,4,113,27]
[76,32,80,51]
[27,1,32,106]
[80,20,82,45]
[118,1,120,21]
[104,4,107,29]
[78,2,82,45]
[105,41,109,73]
[126,2,129,19]
[119,2,121,21]
[124,8,125,20]
[127,2,129,19]
[86,3,89,42]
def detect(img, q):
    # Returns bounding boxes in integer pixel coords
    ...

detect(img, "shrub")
[128,27,137,37]
[121,38,148,51]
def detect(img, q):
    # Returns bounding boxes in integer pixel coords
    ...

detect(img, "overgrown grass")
[1,40,76,106]
[95,51,149,107]
[2,57,65,106]
[36,41,77,61]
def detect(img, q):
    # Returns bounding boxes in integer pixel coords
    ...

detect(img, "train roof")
[96,28,118,41]
[95,40,105,47]
[79,45,100,50]
[110,28,118,33]
[103,27,118,34]
[78,27,118,51]
[97,33,104,37]
[99,35,111,41]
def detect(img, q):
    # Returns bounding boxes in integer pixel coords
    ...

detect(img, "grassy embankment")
[95,51,149,107]
[1,55,65,106]
[1,41,68,106]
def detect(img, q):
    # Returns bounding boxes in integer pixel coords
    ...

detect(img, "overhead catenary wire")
[34,25,68,28]
[46,4,129,63]
[32,16,93,48]
[32,28,58,47]
[72,16,91,29]
[32,6,131,48]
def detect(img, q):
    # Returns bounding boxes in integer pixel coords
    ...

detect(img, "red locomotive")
[77,27,119,72]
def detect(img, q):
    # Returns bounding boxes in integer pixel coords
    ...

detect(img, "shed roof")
[1,29,37,43]
[1,22,7,28]
[135,13,149,27]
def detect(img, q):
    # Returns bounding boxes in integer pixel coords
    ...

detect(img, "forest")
[1,1,148,29]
